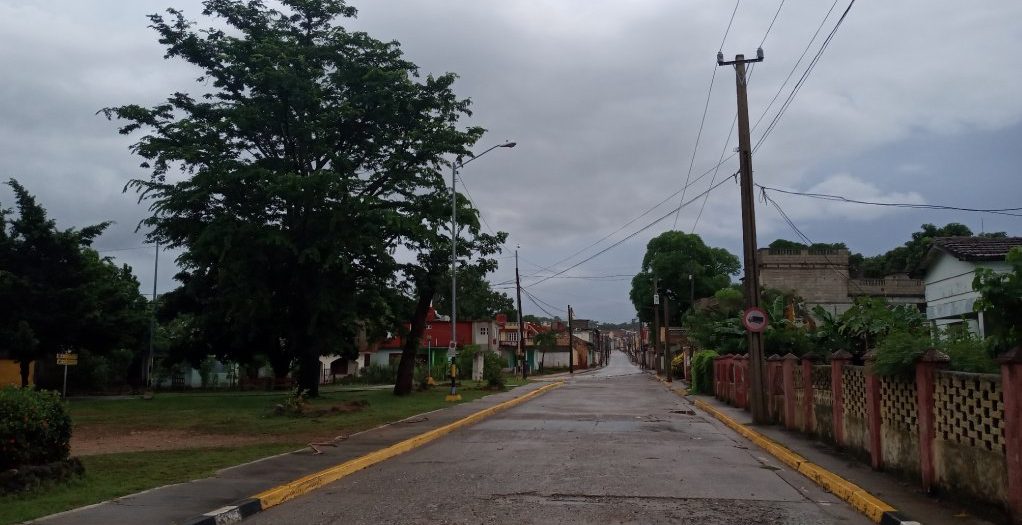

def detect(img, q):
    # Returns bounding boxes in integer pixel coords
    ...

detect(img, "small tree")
[974,247,1022,353]
[532,330,558,371]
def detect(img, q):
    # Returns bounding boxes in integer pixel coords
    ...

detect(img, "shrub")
[939,328,997,374]
[482,352,505,389]
[690,350,718,394]
[872,330,928,377]
[0,387,72,470]
[360,364,398,384]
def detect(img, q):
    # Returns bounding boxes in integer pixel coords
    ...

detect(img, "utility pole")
[567,305,574,374]
[515,248,527,379]
[663,291,672,383]
[652,278,661,375]
[719,48,769,424]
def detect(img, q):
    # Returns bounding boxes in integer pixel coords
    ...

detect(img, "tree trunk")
[297,346,321,397]
[394,285,435,396]
[19,360,29,388]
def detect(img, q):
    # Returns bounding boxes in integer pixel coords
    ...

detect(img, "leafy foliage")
[974,247,1022,353]
[103,1,484,396]
[689,350,718,394]
[0,387,72,470]
[630,231,740,324]
[0,180,149,389]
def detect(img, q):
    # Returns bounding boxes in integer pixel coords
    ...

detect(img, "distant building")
[922,237,1022,337]
[758,248,925,316]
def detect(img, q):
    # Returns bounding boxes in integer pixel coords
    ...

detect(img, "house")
[922,237,1022,337]
[758,247,925,316]
[0,352,32,387]
[357,308,500,376]
[496,315,545,370]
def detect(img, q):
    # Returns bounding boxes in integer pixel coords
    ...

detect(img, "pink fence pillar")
[767,354,782,422]
[735,355,749,409]
[801,355,817,434]
[782,353,798,430]
[863,350,884,470]
[830,350,852,447]
[715,355,723,396]
[915,348,949,492]
[1000,347,1022,523]
[727,356,736,405]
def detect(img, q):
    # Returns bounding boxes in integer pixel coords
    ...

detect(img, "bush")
[690,350,718,394]
[939,328,997,374]
[360,364,398,384]
[0,387,72,470]
[482,352,505,389]
[872,330,927,377]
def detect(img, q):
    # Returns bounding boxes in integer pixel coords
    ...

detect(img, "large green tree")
[391,187,505,396]
[432,263,515,321]
[103,1,482,395]
[0,180,149,387]
[629,231,740,325]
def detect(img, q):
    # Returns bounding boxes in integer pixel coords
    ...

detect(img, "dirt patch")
[71,427,282,456]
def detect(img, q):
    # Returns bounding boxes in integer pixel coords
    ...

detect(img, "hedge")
[0,387,72,471]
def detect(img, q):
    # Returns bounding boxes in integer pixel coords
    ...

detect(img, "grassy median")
[0,386,500,525]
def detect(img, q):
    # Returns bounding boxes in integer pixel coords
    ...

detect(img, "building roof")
[930,236,1022,262]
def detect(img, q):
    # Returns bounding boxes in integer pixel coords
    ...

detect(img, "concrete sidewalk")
[693,394,999,525]
[31,382,553,525]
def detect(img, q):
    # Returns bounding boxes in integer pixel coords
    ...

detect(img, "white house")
[922,237,1022,337]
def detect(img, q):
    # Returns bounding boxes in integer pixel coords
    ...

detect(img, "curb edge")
[691,398,915,524]
[183,382,564,525]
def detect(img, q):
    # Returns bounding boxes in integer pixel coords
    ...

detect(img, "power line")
[538,152,737,276]
[524,173,737,289]
[761,191,868,294]
[758,184,1022,217]
[755,0,857,152]
[759,0,787,48]
[690,0,785,234]
[522,289,563,318]
[672,0,742,229]
[751,0,840,136]
[456,173,506,244]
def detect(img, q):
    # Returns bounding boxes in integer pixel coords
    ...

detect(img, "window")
[506,331,519,342]
[479,326,488,335]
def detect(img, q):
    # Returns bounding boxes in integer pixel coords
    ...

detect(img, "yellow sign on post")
[56,353,78,366]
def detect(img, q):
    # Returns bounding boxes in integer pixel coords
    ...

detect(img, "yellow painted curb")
[254,382,564,509]
[692,399,896,524]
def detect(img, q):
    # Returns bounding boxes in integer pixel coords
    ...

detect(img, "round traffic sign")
[742,307,769,333]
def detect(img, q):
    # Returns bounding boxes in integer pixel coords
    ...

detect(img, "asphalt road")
[248,351,870,524]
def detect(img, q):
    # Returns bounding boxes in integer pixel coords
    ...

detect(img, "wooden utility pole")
[719,49,768,423]
[515,248,527,379]
[663,292,672,383]
[652,278,661,375]
[567,305,574,374]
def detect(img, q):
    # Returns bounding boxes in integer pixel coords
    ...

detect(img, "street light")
[450,141,516,365]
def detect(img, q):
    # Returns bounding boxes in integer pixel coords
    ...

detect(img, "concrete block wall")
[713,349,1022,522]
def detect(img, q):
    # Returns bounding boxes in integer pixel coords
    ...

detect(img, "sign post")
[56,352,78,399]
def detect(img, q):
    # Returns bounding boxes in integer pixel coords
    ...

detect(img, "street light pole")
[449,141,516,367]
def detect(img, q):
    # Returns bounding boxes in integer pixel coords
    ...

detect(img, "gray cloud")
[2,0,1020,321]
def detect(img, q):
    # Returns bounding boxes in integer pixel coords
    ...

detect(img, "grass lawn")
[1,385,510,525]
[0,444,297,525]
[70,386,492,438]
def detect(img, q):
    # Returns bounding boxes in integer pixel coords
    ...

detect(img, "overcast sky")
[2,0,1020,322]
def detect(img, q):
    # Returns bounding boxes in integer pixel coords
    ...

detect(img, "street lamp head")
[501,142,517,148]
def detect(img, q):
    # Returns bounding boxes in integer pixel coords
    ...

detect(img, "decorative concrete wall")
[712,350,1022,521]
